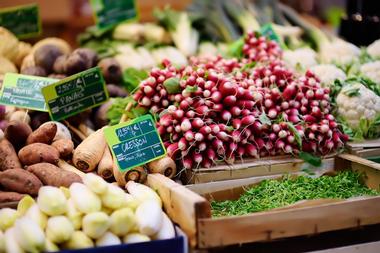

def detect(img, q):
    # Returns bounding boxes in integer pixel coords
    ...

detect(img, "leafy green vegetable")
[259,111,271,126]
[106,97,148,125]
[163,77,180,94]
[122,68,148,93]
[298,151,321,167]
[286,122,302,148]
[211,171,379,217]
[228,37,244,58]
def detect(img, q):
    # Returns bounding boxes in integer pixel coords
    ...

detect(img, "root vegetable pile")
[131,32,348,169]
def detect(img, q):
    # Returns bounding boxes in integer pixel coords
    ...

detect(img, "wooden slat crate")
[183,154,335,184]
[147,154,380,249]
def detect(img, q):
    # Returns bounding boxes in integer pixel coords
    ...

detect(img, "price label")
[104,115,166,172]
[42,67,109,121]
[0,4,41,39]
[260,23,281,44]
[90,0,137,29]
[0,73,57,111]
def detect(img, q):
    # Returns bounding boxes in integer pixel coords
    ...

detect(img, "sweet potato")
[4,121,32,150]
[26,122,57,144]
[0,191,26,203]
[27,163,82,187]
[0,169,42,195]
[18,143,59,166]
[52,139,74,158]
[0,139,22,171]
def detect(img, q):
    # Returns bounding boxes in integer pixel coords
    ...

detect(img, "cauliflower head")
[336,82,380,130]
[319,40,360,65]
[283,48,317,71]
[367,39,380,59]
[310,64,346,88]
[360,61,380,84]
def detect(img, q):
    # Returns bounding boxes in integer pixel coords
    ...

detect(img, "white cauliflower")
[319,39,360,65]
[360,61,380,84]
[310,64,346,87]
[283,48,317,70]
[367,39,380,59]
[336,82,380,129]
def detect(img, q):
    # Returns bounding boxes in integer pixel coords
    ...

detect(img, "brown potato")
[4,121,32,150]
[18,143,59,166]
[0,191,26,203]
[51,139,74,158]
[0,169,42,195]
[27,163,82,187]
[26,122,57,144]
[0,139,22,171]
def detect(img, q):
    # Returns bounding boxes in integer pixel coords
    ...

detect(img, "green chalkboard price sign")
[42,67,109,121]
[0,73,57,111]
[0,4,41,39]
[104,115,166,172]
[90,0,137,29]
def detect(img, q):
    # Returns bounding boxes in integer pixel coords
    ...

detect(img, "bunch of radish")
[131,32,348,169]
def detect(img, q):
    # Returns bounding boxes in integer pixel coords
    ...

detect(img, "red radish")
[192,118,204,129]
[303,115,316,123]
[217,131,229,141]
[308,132,315,140]
[213,103,223,112]
[220,81,237,96]
[231,106,242,116]
[329,121,337,128]
[203,90,211,98]
[264,99,273,108]
[282,85,296,100]
[200,126,211,135]
[276,140,285,149]
[326,140,334,149]
[284,145,292,153]
[269,132,277,141]
[167,126,173,133]
[196,105,209,115]
[184,131,194,141]
[143,86,154,97]
[186,110,195,118]
[181,119,192,132]
[232,119,242,129]
[160,114,173,126]
[173,109,184,119]
[315,88,325,100]
[238,100,255,110]
[193,153,203,164]
[175,125,181,133]
[224,95,237,106]
[157,126,166,135]
[255,138,265,149]
[167,143,179,158]
[204,81,215,90]
[141,97,151,106]
[311,107,321,118]
[245,144,258,158]
[310,100,319,107]
[183,157,193,169]
[268,108,277,118]
[206,148,217,162]
[289,115,300,123]
[241,109,251,116]
[180,100,190,110]
[178,137,188,150]
[272,124,280,132]
[212,139,224,149]
[194,133,204,142]
[281,101,289,110]
[198,142,207,151]
[241,115,255,126]
[287,135,295,143]
[310,124,318,132]
[211,91,222,103]
[320,124,329,133]
[221,110,232,121]
[229,142,238,152]
[278,130,287,139]
[252,121,262,132]
[210,125,220,134]
[162,100,169,107]
[232,130,241,142]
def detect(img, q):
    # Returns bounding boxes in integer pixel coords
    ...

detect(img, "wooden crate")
[183,155,335,184]
[347,139,380,157]
[147,154,380,249]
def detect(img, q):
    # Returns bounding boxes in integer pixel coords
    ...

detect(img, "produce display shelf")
[148,154,380,249]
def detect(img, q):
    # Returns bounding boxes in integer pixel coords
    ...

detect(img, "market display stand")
[147,154,380,251]
[347,139,380,158]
